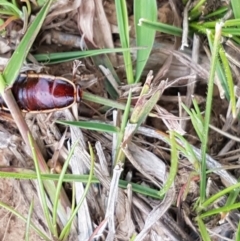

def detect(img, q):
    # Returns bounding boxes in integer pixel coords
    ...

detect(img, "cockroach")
[0,74,82,112]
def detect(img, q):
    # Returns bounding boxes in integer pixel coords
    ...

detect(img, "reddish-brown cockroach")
[0,74,82,112]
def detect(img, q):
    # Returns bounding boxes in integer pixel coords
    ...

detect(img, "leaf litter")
[0,0,239,240]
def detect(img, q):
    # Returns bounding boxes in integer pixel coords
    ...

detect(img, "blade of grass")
[114,90,132,165]
[0,169,161,199]
[56,120,119,133]
[196,216,211,241]
[158,131,178,198]
[206,35,229,99]
[236,216,240,241]
[33,47,133,64]
[138,19,182,37]
[200,22,223,203]
[203,6,228,19]
[198,182,240,212]
[218,45,236,117]
[82,91,127,110]
[174,132,200,171]
[200,202,240,218]
[25,199,34,241]
[28,133,56,237]
[115,0,134,84]
[134,0,157,82]
[52,141,78,233]
[181,102,204,141]
[231,0,240,19]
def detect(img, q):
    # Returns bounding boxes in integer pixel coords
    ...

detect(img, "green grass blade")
[52,141,78,235]
[0,169,161,199]
[2,0,53,87]
[198,182,240,212]
[196,216,211,241]
[134,0,157,83]
[28,133,56,237]
[0,10,17,15]
[121,91,132,131]
[200,202,240,218]
[115,0,134,84]
[174,132,200,171]
[25,199,34,241]
[33,48,131,64]
[231,0,240,19]
[218,45,236,117]
[182,103,204,141]
[139,19,182,37]
[0,168,100,182]
[158,131,178,197]
[200,23,223,204]
[82,91,126,110]
[56,120,119,133]
[203,6,228,19]
[114,90,132,165]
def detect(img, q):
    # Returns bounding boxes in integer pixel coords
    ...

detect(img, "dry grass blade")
[134,187,175,241]
[123,142,165,188]
[105,164,123,240]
